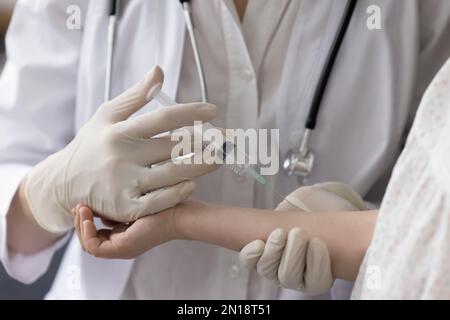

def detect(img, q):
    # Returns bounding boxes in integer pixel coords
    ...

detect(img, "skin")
[73,201,377,281]
[0,6,13,38]
[234,0,248,21]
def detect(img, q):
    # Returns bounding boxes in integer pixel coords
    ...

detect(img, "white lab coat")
[1,0,450,300]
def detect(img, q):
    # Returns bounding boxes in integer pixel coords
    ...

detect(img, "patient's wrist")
[171,201,193,241]
[171,200,210,241]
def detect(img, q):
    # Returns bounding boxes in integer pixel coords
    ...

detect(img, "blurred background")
[0,0,64,300]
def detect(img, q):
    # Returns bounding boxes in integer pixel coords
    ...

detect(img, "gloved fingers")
[278,227,309,290]
[101,65,164,123]
[138,154,220,193]
[131,137,187,165]
[239,240,266,269]
[303,237,334,294]
[275,200,303,212]
[256,229,288,280]
[114,101,217,139]
[281,186,360,213]
[303,188,360,212]
[135,180,197,219]
[314,182,367,210]
[275,194,311,212]
[133,134,211,166]
[275,186,318,212]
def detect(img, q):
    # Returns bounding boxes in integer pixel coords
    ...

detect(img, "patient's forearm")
[174,202,377,281]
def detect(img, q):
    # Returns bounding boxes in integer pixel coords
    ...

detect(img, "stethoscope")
[105,0,358,179]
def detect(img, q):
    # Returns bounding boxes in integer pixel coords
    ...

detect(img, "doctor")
[1,0,450,300]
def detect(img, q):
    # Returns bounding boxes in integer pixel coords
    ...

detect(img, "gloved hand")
[24,66,218,233]
[239,182,366,294]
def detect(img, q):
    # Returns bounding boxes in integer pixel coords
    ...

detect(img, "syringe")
[147,84,266,185]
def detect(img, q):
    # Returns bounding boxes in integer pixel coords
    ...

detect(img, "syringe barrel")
[148,86,263,181]
[193,122,236,162]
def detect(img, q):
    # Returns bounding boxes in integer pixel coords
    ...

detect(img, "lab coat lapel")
[242,0,290,77]
[276,0,349,157]
[154,0,186,100]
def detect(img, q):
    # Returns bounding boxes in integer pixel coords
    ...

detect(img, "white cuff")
[0,163,69,284]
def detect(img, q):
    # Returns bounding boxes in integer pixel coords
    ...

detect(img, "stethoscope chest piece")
[283,128,315,178]
[283,148,315,178]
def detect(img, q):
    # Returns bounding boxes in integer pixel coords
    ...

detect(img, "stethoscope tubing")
[181,0,208,103]
[104,0,121,102]
[305,0,358,130]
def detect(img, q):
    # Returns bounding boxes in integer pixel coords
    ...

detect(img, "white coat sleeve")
[0,0,87,284]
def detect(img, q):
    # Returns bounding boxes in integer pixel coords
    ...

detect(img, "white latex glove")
[24,66,218,233]
[239,182,366,294]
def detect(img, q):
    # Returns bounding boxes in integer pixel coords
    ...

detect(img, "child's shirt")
[353,59,450,299]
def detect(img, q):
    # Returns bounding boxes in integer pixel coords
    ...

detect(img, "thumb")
[100,65,165,123]
[239,240,266,269]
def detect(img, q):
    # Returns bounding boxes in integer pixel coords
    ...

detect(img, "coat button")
[228,264,241,279]
[242,68,254,81]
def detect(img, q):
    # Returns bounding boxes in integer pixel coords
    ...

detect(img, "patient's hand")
[71,203,177,259]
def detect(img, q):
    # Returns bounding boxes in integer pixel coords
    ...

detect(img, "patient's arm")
[173,201,377,281]
[74,201,377,281]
